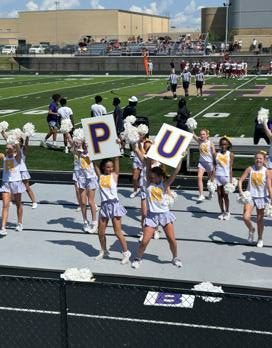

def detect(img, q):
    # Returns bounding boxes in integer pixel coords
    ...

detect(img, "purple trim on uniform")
[250,197,269,210]
[0,181,26,194]
[99,199,127,219]
[144,211,176,228]
[21,171,31,180]
[216,176,229,187]
[133,156,143,170]
[198,161,214,173]
[76,176,98,190]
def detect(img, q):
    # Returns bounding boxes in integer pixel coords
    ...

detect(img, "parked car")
[2,45,17,54]
[47,44,61,54]
[29,44,49,54]
[61,44,77,54]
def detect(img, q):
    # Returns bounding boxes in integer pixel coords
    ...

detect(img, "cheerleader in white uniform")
[215,137,234,220]
[19,136,37,208]
[94,157,131,264]
[132,159,183,269]
[193,129,216,201]
[0,143,26,235]
[238,151,270,247]
[72,141,98,233]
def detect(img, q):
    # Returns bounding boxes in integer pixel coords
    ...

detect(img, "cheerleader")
[215,136,234,220]
[71,139,98,233]
[130,132,147,198]
[0,143,26,235]
[94,157,131,264]
[193,129,216,201]
[131,159,183,269]
[238,151,270,247]
[1,131,37,208]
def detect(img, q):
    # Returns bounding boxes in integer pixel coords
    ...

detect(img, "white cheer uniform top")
[146,181,169,213]
[78,154,97,179]
[99,174,119,202]
[199,140,213,163]
[2,156,22,182]
[247,165,267,198]
[73,153,80,172]
[19,148,28,172]
[215,151,231,177]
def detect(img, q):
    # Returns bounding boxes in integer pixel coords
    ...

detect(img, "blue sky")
[0,0,221,28]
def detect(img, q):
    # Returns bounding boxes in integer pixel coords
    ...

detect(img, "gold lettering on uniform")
[251,172,263,187]
[100,175,111,189]
[5,159,14,172]
[81,156,91,170]
[200,143,209,156]
[150,187,163,202]
[217,154,227,167]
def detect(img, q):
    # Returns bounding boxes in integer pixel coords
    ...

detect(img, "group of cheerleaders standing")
[1,118,272,267]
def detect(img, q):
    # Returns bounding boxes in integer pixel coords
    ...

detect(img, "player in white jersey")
[193,129,216,201]
[215,136,234,220]
[94,156,131,264]
[147,60,153,76]
[131,159,183,269]
[238,152,270,247]
[58,98,74,154]
[180,69,191,97]
[195,68,205,96]
[0,143,26,235]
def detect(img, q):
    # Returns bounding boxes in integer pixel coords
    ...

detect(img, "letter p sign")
[81,115,121,161]
[89,122,110,153]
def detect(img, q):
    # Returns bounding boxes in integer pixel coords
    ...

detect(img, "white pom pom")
[23,123,36,137]
[60,267,95,282]
[193,281,224,303]
[124,126,139,144]
[257,107,269,124]
[224,182,236,194]
[137,124,149,135]
[6,134,18,145]
[186,118,197,130]
[264,203,272,217]
[60,119,73,134]
[232,177,238,187]
[125,115,136,125]
[166,190,178,208]
[0,121,9,132]
[73,128,85,142]
[207,180,217,193]
[13,128,24,139]
[237,191,252,205]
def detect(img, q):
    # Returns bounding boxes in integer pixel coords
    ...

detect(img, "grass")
[0,74,271,173]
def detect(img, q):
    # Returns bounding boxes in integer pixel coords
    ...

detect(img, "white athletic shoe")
[121,250,131,265]
[0,228,7,236]
[131,258,142,269]
[90,221,98,234]
[96,250,110,260]
[64,147,69,154]
[154,230,160,240]
[76,206,81,212]
[223,212,231,220]
[218,213,225,220]
[40,140,47,148]
[130,189,140,198]
[172,257,183,268]
[257,239,264,248]
[208,192,214,200]
[197,195,205,202]
[15,223,23,232]
[82,221,91,233]
[32,202,38,209]
[248,229,255,244]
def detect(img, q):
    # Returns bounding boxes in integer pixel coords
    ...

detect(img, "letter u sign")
[147,123,193,168]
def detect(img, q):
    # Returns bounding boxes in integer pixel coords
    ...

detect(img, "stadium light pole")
[55,1,60,45]
[223,1,231,51]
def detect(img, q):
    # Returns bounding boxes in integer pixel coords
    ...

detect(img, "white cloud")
[26,1,39,11]
[7,10,18,18]
[40,0,80,10]
[170,0,202,29]
[90,0,104,9]
[130,2,158,15]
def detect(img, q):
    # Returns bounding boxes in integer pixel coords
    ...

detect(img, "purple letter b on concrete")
[158,130,185,158]
[89,123,110,153]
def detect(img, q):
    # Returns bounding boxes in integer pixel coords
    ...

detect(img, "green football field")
[0,74,271,172]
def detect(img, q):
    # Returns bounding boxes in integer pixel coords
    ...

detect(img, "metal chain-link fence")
[0,275,272,348]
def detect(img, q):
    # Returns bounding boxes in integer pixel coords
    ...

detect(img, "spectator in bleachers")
[90,95,107,117]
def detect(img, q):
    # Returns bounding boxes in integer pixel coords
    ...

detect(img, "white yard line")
[0,306,270,336]
[0,77,127,101]
[0,80,158,119]
[193,76,256,119]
